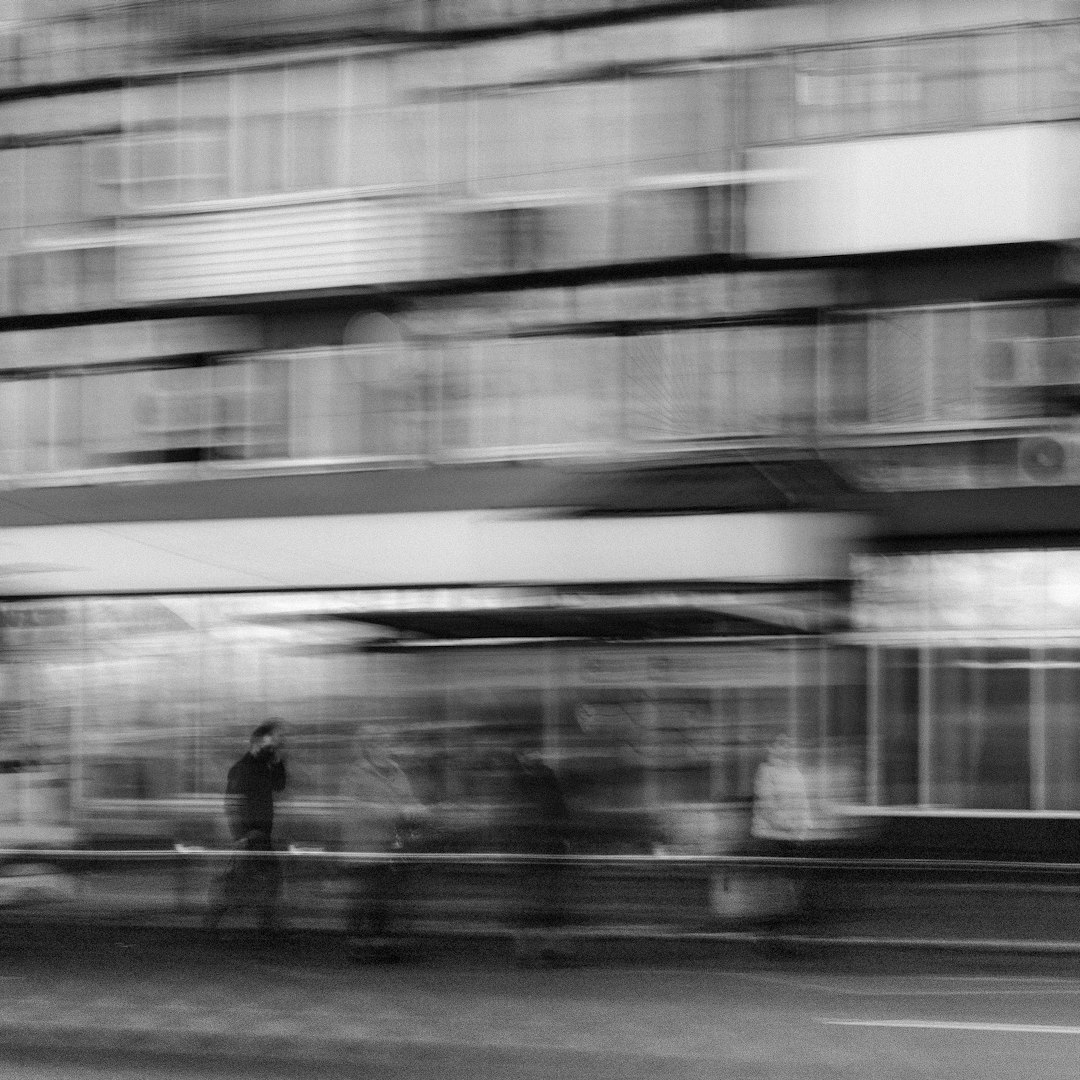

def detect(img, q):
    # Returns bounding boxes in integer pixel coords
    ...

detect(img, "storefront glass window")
[1044,649,1080,811]
[878,647,919,806]
[930,648,1030,810]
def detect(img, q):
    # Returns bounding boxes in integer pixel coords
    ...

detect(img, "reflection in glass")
[1044,650,1080,811]
[879,647,919,806]
[931,648,1029,810]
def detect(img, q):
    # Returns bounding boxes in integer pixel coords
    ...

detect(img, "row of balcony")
[7,117,1077,314]
[1,180,752,313]
[4,3,1076,144]
[6,0,1006,88]
[2,300,1079,487]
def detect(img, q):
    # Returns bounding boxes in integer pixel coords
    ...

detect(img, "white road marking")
[735,971,1080,998]
[823,1019,1080,1034]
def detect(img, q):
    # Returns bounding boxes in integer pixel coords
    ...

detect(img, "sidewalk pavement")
[4,862,1080,956]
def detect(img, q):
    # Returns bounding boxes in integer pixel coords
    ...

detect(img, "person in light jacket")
[751,737,812,845]
[341,743,424,959]
[750,736,817,924]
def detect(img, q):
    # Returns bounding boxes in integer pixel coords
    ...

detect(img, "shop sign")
[853,550,1080,632]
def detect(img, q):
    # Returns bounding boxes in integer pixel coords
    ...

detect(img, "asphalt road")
[5,927,1080,1078]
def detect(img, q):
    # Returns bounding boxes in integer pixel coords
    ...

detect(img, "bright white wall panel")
[0,510,867,595]
[745,124,1080,257]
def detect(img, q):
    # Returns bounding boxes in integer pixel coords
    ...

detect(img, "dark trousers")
[517,837,567,934]
[206,833,282,933]
[749,837,816,922]
[348,860,408,940]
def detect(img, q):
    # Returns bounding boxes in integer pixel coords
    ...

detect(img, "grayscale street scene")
[2,0,1080,1075]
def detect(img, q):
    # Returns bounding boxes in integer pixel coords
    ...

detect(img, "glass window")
[1026,23,1080,121]
[878,647,919,806]
[911,37,970,129]
[85,139,123,219]
[291,111,338,190]
[346,56,427,190]
[724,326,794,435]
[235,70,286,195]
[288,349,359,459]
[695,327,736,436]
[186,595,372,808]
[744,59,795,145]
[0,25,18,88]
[627,70,732,181]
[124,77,230,206]
[845,44,919,135]
[632,324,814,443]
[131,135,182,206]
[179,75,230,201]
[288,344,428,461]
[969,29,1023,126]
[1,375,86,473]
[211,357,289,461]
[563,694,650,812]
[433,96,468,190]
[0,149,19,313]
[928,308,978,422]
[287,62,342,191]
[472,91,545,196]
[357,344,427,457]
[24,143,87,232]
[1043,650,1080,811]
[0,378,24,476]
[930,648,1030,810]
[622,332,676,441]
[649,697,714,804]
[977,303,1052,421]
[127,80,182,207]
[869,311,931,425]
[0,601,82,834]
[710,685,789,803]
[429,339,473,455]
[795,51,848,140]
[446,335,617,454]
[758,324,815,433]
[473,82,624,197]
[82,366,155,466]
[826,649,868,746]
[353,104,428,190]
[237,112,285,196]
[83,363,211,465]
[80,358,290,468]
[822,316,870,426]
[81,598,195,802]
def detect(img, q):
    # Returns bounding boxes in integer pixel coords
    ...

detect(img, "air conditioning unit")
[1015,434,1080,484]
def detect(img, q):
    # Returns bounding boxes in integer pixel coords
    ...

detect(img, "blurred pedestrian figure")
[749,736,815,925]
[507,747,571,968]
[341,741,425,961]
[205,720,287,939]
[752,737,812,845]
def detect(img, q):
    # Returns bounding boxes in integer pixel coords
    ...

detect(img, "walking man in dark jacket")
[206,720,287,938]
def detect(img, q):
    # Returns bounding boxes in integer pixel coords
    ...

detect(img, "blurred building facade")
[0,0,1077,854]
